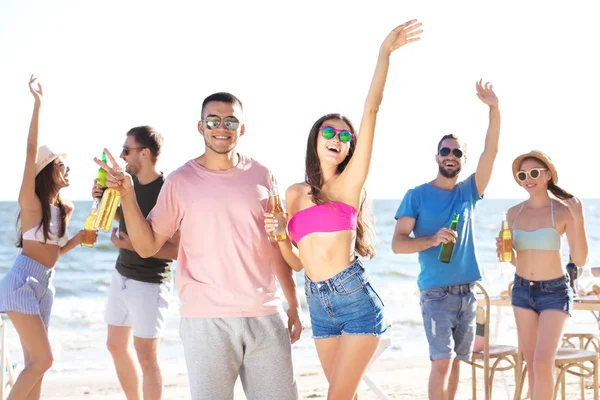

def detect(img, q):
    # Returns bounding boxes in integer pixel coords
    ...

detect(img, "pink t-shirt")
[147,154,287,318]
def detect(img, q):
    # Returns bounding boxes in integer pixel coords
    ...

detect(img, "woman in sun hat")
[496,149,588,399]
[0,75,91,399]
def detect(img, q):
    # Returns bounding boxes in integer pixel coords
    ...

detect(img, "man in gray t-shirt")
[91,126,180,400]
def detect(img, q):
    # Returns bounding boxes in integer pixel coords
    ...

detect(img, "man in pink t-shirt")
[96,93,301,400]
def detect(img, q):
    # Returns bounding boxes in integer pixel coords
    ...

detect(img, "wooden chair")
[561,333,600,399]
[465,282,521,400]
[515,347,599,400]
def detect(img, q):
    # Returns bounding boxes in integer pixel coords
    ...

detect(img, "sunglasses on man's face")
[320,126,353,143]
[517,168,547,182]
[439,147,464,158]
[203,116,240,131]
[121,146,147,156]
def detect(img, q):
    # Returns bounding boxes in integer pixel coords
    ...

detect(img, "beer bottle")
[81,199,99,247]
[267,175,287,243]
[93,152,121,232]
[82,152,107,247]
[499,213,513,262]
[97,152,108,196]
[439,213,459,263]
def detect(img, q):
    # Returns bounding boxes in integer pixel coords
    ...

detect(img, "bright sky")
[1,0,599,201]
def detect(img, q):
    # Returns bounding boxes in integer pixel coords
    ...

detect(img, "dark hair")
[201,92,243,118]
[520,157,574,201]
[305,113,376,259]
[16,161,66,248]
[126,126,163,163]
[437,134,467,154]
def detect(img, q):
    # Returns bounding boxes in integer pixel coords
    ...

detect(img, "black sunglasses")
[203,116,240,131]
[121,146,147,156]
[439,147,464,158]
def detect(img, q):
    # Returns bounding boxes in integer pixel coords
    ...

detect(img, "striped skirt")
[0,254,55,328]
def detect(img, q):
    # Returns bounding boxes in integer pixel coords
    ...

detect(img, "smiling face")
[436,138,465,178]
[316,118,353,167]
[198,101,245,156]
[517,157,551,195]
[52,157,70,189]
[120,136,146,176]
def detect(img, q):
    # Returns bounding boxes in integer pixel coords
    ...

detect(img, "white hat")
[36,145,67,176]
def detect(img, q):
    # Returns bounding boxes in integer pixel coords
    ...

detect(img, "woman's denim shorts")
[304,258,390,339]
[511,273,573,316]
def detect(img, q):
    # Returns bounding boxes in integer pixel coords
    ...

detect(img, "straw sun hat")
[35,145,67,176]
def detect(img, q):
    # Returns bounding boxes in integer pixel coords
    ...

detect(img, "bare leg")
[429,359,453,400]
[532,310,569,400]
[106,325,141,400]
[133,337,162,400]
[326,334,381,400]
[314,337,357,400]
[6,312,52,400]
[513,307,540,398]
[448,359,461,400]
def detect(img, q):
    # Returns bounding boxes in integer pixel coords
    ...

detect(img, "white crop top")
[22,205,69,247]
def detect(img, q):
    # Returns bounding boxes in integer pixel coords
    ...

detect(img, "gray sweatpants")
[180,312,298,400]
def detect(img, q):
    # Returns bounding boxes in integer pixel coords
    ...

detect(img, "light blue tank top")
[512,199,562,251]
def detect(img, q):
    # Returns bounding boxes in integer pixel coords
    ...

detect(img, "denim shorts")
[511,273,573,316]
[419,283,477,361]
[304,258,389,339]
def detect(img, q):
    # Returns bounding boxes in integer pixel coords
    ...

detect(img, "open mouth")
[525,183,536,189]
[213,135,231,141]
[443,161,457,168]
[326,145,340,153]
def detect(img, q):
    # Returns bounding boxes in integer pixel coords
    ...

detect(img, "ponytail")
[548,181,573,201]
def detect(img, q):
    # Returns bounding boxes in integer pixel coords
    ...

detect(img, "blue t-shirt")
[395,173,483,290]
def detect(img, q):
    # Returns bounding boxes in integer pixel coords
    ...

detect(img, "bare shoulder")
[62,199,75,214]
[286,182,309,197]
[552,198,572,222]
[506,202,524,225]
[285,183,310,214]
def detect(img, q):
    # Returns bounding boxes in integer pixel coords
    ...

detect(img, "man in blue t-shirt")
[392,81,501,400]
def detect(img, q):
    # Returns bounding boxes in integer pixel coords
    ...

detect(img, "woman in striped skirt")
[0,75,91,400]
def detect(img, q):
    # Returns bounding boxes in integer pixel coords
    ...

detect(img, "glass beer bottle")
[439,213,459,263]
[267,175,287,243]
[499,213,513,262]
[97,152,108,194]
[93,153,121,232]
[81,199,99,247]
[82,152,107,247]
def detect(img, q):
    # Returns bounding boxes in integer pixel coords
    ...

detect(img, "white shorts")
[105,270,171,339]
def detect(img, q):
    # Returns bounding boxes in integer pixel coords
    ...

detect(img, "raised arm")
[95,148,170,258]
[564,197,589,266]
[18,75,44,210]
[341,20,422,193]
[474,80,501,196]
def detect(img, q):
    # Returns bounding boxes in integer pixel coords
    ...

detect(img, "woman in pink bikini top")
[264,19,423,399]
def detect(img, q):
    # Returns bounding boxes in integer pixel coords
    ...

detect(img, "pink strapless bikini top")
[287,201,358,244]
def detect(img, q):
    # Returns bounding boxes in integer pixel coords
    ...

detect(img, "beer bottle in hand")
[439,213,459,263]
[268,175,287,243]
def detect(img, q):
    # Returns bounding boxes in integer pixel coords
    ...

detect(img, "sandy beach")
[38,357,599,399]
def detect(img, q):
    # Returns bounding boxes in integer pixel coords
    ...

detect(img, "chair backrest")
[474,282,491,359]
